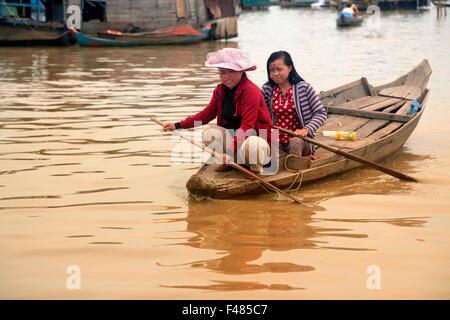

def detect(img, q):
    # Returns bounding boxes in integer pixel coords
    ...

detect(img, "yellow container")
[323,131,356,141]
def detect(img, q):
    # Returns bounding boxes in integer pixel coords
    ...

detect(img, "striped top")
[262,81,328,153]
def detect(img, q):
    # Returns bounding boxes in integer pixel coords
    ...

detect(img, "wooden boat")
[336,13,363,27]
[186,60,432,199]
[70,24,211,47]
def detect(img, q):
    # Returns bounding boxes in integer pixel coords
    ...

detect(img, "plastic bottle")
[323,131,356,141]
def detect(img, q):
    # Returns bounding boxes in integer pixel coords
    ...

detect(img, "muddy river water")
[0,7,449,299]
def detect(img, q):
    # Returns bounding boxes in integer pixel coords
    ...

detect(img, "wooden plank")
[378,93,413,101]
[361,98,401,111]
[356,119,389,138]
[367,122,403,141]
[321,114,370,132]
[395,100,413,115]
[383,100,406,113]
[356,100,408,138]
[326,106,412,122]
[366,99,412,140]
[379,85,422,100]
[325,96,387,109]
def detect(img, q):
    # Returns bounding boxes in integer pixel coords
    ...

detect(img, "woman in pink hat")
[163,48,274,174]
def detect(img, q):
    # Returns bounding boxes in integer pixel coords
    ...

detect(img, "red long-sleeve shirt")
[178,73,273,152]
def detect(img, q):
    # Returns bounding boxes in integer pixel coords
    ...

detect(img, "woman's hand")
[294,128,309,138]
[162,122,176,131]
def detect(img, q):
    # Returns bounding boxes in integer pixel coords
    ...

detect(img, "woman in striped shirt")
[262,51,327,160]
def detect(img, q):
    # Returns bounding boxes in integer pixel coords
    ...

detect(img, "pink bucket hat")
[205,48,257,72]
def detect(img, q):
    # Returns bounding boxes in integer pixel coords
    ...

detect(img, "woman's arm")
[302,83,327,135]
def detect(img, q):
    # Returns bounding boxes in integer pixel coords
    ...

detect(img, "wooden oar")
[150,116,309,206]
[275,126,418,183]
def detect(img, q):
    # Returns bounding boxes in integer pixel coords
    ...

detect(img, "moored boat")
[336,12,363,27]
[70,23,211,47]
[186,60,432,199]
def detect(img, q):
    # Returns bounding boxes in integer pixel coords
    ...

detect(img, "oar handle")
[275,126,418,183]
[150,116,164,126]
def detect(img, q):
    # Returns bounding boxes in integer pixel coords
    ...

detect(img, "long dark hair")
[265,51,305,87]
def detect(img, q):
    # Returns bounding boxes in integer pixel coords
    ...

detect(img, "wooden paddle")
[275,126,418,183]
[150,117,309,205]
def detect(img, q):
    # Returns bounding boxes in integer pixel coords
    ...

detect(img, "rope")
[282,154,304,191]
[254,155,305,195]
[283,169,304,192]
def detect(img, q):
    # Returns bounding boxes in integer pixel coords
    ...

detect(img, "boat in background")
[186,60,431,199]
[70,24,211,47]
[336,12,363,27]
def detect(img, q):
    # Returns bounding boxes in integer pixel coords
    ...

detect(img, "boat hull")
[71,24,210,47]
[336,15,363,27]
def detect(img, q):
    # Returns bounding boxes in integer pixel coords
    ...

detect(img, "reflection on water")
[162,280,305,291]
[155,199,428,291]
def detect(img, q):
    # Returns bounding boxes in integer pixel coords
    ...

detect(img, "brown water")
[1,7,449,299]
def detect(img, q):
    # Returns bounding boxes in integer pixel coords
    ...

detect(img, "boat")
[70,23,211,47]
[336,12,363,27]
[186,60,432,199]
[0,0,74,46]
